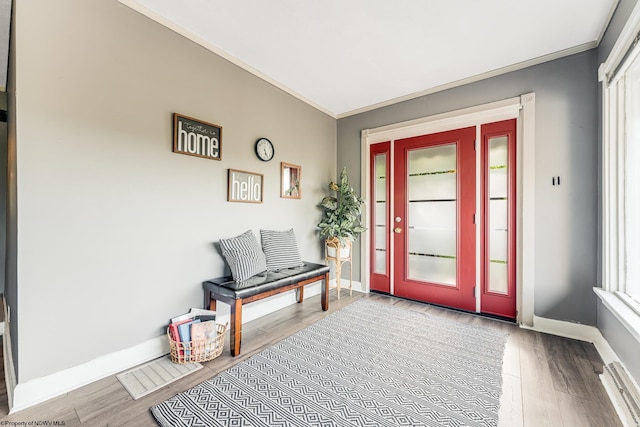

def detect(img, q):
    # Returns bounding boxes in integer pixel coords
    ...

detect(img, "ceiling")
[122,1,617,118]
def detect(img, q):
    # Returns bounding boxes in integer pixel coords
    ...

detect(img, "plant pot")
[326,238,351,259]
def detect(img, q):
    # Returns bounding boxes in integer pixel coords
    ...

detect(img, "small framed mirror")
[281,162,301,199]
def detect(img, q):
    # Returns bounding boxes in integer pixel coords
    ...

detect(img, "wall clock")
[255,137,274,162]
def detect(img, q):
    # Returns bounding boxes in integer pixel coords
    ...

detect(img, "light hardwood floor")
[0,292,623,426]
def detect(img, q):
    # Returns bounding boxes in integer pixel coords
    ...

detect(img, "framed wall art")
[281,162,301,199]
[173,113,222,161]
[228,169,263,203]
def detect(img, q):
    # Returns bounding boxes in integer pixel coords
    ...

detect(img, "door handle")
[394,227,402,233]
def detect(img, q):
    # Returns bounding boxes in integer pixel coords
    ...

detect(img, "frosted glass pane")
[375,179,386,201]
[408,173,457,201]
[375,153,387,201]
[375,226,386,250]
[487,136,509,295]
[489,230,508,261]
[406,144,457,286]
[489,169,508,198]
[408,145,456,201]
[489,136,508,166]
[375,152,387,177]
[408,228,456,257]
[373,152,388,275]
[488,261,508,294]
[409,144,456,174]
[489,199,508,231]
[374,250,386,274]
[489,136,508,199]
[375,203,386,226]
[409,201,456,229]
[408,254,456,286]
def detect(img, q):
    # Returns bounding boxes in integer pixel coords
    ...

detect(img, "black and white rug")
[151,299,509,427]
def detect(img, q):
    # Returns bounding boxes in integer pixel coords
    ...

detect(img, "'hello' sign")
[228,169,264,203]
[173,113,222,160]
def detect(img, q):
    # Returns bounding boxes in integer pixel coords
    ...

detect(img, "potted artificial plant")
[318,167,367,258]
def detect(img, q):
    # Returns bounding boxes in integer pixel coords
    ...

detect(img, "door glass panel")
[374,153,387,274]
[407,144,456,286]
[488,136,508,294]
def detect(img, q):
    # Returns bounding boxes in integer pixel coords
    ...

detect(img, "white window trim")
[597,0,640,340]
[360,93,536,326]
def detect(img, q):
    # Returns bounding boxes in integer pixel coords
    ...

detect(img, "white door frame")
[360,93,536,326]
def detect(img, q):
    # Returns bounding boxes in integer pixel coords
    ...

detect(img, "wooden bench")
[202,262,330,356]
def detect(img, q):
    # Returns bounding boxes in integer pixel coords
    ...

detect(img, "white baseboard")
[3,300,16,411]
[522,315,628,366]
[521,315,598,342]
[593,328,620,365]
[10,279,347,413]
[333,278,365,294]
[11,335,169,413]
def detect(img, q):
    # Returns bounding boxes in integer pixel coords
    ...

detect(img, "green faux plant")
[318,167,367,246]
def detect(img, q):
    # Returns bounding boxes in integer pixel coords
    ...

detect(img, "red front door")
[392,127,477,311]
[368,121,517,319]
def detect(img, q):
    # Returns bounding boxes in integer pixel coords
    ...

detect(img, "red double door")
[370,120,516,319]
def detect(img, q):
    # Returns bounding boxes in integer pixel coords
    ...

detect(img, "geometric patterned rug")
[151,299,509,426]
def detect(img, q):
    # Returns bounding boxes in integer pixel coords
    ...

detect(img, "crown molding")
[337,42,596,119]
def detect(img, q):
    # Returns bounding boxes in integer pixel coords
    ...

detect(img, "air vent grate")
[604,362,640,427]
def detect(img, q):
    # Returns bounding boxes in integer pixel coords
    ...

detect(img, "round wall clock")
[255,137,274,162]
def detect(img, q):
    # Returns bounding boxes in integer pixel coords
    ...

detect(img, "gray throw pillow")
[219,230,267,282]
[260,228,304,271]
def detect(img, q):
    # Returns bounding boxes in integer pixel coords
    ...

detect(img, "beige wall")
[13,0,336,382]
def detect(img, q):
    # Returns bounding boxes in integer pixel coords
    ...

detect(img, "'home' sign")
[173,113,222,160]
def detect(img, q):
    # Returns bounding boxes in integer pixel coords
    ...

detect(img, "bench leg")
[230,299,242,357]
[204,290,212,310]
[321,272,329,311]
[297,286,304,303]
[209,298,217,311]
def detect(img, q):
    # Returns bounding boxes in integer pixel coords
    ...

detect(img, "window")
[626,56,640,304]
[600,2,640,314]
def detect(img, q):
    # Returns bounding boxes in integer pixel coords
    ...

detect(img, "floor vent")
[603,362,640,427]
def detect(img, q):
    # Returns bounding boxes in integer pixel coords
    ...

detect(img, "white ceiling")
[119,0,618,118]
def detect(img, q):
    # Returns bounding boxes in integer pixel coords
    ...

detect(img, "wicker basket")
[167,322,227,364]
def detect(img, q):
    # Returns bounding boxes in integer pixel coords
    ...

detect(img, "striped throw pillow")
[219,230,268,282]
[260,229,304,271]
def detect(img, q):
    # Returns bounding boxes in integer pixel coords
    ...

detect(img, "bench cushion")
[203,262,329,300]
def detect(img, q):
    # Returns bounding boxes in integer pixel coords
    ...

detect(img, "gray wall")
[6,0,17,383]
[338,51,599,325]
[596,0,640,385]
[0,93,6,295]
[12,0,336,383]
